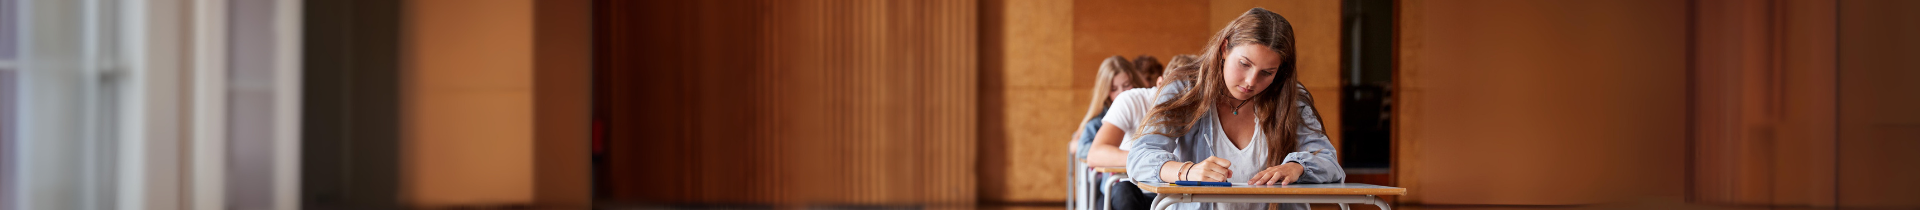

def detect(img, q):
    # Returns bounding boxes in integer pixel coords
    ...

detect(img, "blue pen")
[1173,181,1233,186]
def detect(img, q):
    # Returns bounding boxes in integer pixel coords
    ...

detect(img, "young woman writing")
[1117,8,1344,210]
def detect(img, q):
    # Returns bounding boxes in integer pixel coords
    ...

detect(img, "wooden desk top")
[1093,167,1128,173]
[1135,182,1406,195]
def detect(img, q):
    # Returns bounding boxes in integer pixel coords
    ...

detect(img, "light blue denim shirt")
[1125,81,1346,210]
[1075,108,1107,159]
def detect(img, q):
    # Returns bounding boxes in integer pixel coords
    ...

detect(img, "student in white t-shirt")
[1085,54,1194,168]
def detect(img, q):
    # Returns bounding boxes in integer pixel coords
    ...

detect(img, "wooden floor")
[595,202,1839,210]
[978,204,1386,210]
[981,203,1839,210]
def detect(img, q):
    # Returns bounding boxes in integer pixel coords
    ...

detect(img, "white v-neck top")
[1126,81,1347,210]
[1207,111,1269,210]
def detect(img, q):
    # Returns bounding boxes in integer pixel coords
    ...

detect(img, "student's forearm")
[1086,146,1129,167]
[1158,161,1187,182]
[1086,123,1130,167]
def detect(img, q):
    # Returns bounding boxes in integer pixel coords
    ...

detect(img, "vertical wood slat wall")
[1689,0,1838,206]
[1685,1,1920,208]
[595,0,977,206]
[533,0,594,208]
[1836,0,1920,208]
[1394,0,1915,208]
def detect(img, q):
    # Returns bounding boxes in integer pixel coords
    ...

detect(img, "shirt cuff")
[1282,151,1316,172]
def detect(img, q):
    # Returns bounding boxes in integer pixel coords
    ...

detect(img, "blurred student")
[1085,55,1194,210]
[1070,56,1147,210]
[1116,8,1344,210]
[1085,54,1196,168]
[1158,55,1198,85]
[1071,56,1149,159]
[1134,55,1165,84]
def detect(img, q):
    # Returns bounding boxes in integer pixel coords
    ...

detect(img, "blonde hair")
[1073,56,1148,141]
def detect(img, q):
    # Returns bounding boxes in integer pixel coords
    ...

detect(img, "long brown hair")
[1074,56,1148,141]
[1142,8,1320,166]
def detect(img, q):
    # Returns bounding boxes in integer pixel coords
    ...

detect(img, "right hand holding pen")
[1185,156,1233,182]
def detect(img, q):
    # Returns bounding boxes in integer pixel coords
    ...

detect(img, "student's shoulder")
[1118,88,1155,102]
[1153,81,1193,102]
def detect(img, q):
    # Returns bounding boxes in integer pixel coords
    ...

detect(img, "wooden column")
[976,0,1077,204]
[534,0,594,208]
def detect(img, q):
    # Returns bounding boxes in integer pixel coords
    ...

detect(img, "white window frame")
[8,0,300,209]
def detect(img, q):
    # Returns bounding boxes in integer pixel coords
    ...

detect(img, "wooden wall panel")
[1394,0,1690,205]
[1770,1,1839,206]
[1393,0,1425,204]
[1689,0,1838,207]
[595,0,699,203]
[1837,0,1920,208]
[978,0,1077,203]
[533,0,593,208]
[403,0,536,207]
[1071,0,1211,90]
[596,0,977,206]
